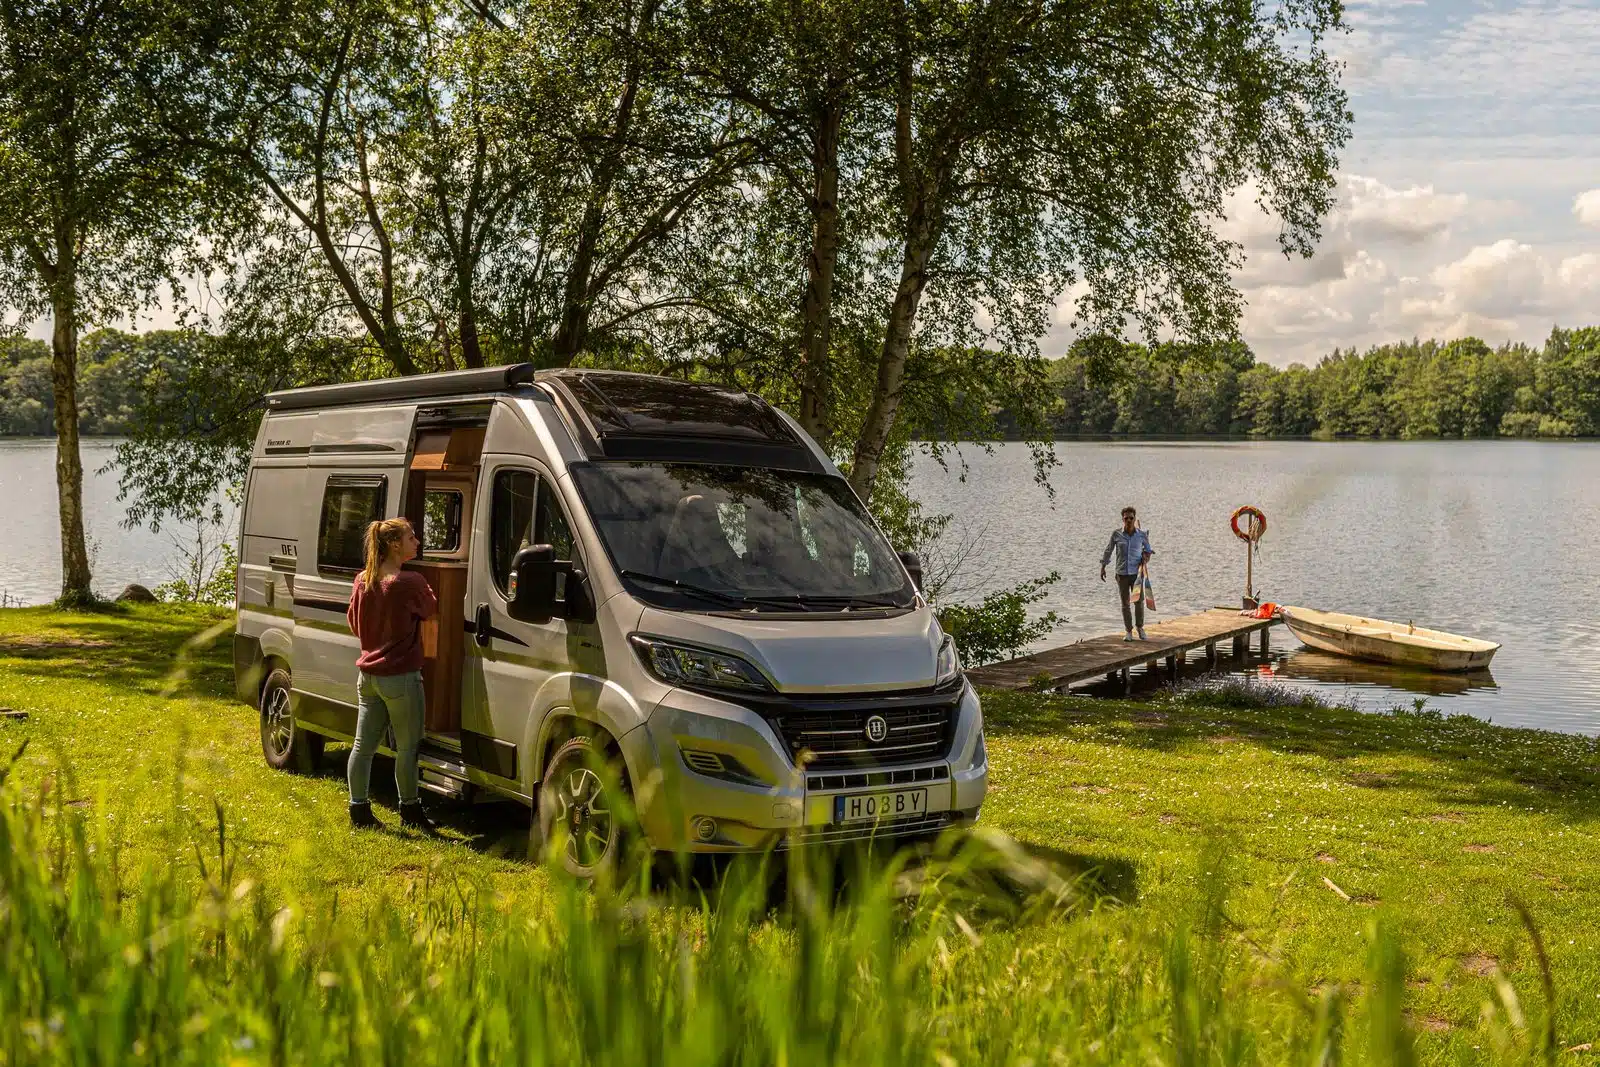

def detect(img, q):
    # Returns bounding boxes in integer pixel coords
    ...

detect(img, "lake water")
[0,438,235,606]
[910,440,1600,735]
[4,437,1598,734]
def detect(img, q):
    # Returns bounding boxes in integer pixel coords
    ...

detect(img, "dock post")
[1167,654,1179,682]
[1122,668,1132,695]
[1206,641,1217,667]
[1259,627,1270,655]
[1233,634,1246,657]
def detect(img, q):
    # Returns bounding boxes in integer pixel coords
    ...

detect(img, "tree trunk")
[797,102,843,445]
[549,201,604,366]
[49,269,93,604]
[848,212,936,500]
[457,278,484,368]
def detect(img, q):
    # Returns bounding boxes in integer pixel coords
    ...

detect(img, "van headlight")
[935,635,961,687]
[629,635,772,693]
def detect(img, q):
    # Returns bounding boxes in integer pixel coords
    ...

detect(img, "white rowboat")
[1279,606,1500,673]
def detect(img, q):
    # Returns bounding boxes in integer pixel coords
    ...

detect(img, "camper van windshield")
[570,463,916,612]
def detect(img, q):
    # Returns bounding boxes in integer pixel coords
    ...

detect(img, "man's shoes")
[1138,627,1147,640]
[349,801,382,829]
[1123,631,1135,642]
[399,801,436,833]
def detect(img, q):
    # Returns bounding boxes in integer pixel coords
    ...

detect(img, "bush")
[937,572,1062,667]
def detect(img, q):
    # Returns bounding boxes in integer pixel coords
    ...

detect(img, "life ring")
[1230,505,1266,543]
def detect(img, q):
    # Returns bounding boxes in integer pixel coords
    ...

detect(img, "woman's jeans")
[349,670,425,805]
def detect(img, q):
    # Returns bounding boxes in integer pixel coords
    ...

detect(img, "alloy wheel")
[555,767,614,868]
[263,686,293,759]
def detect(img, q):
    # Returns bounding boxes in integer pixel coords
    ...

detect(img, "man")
[1100,506,1154,641]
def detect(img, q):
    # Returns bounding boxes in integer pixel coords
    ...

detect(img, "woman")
[345,516,438,830]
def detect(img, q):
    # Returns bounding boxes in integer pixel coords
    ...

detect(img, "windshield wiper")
[740,593,906,611]
[617,570,752,609]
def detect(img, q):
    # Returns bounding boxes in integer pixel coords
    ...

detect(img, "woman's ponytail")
[360,517,412,591]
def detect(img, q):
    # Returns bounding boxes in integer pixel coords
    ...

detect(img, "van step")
[418,767,468,800]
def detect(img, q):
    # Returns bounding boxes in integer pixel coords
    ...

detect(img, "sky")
[1212,0,1600,367]
[20,1,1600,370]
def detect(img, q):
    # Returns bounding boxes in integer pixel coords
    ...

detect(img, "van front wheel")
[536,735,630,879]
[260,667,324,773]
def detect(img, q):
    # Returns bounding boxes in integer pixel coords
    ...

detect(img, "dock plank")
[966,607,1279,692]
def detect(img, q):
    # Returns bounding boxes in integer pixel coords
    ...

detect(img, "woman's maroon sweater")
[346,571,438,675]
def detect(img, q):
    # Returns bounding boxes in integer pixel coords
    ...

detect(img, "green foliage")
[155,542,238,606]
[0,330,176,436]
[1040,328,1600,438]
[937,572,1062,667]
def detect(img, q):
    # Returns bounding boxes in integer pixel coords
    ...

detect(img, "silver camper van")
[234,366,986,873]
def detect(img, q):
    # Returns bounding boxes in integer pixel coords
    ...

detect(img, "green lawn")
[2,604,1598,1063]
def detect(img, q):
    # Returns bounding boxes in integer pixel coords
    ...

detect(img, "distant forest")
[0,331,161,436]
[4,325,1599,440]
[1030,326,1600,439]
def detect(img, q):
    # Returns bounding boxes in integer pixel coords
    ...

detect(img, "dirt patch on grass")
[1348,772,1396,788]
[1461,952,1499,977]
[1427,812,1467,824]
[1073,784,1113,795]
[0,635,115,655]
[1316,852,1337,865]
[1159,813,1179,826]
[1408,1012,1455,1034]
[1462,843,1497,854]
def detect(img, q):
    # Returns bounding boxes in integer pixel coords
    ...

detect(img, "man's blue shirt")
[1101,528,1154,576]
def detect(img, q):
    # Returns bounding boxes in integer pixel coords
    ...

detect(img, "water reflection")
[1269,649,1498,696]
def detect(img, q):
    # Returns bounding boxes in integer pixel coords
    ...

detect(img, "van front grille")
[770,704,954,770]
[784,811,957,847]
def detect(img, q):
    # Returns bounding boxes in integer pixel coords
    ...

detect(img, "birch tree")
[0,0,233,602]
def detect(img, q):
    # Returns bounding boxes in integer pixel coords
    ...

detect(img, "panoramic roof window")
[567,372,797,443]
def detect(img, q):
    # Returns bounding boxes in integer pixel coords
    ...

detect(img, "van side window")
[534,478,576,563]
[422,488,463,553]
[317,476,388,574]
[489,469,537,597]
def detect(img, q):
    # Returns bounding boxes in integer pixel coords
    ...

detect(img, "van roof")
[264,365,825,473]
[541,370,823,472]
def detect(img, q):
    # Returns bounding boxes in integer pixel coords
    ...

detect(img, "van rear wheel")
[535,735,631,879]
[260,667,324,773]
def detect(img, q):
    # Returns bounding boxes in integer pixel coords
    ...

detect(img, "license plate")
[833,788,927,824]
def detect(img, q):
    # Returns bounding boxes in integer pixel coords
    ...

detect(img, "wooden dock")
[966,607,1280,693]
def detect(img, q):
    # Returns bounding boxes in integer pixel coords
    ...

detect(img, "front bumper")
[619,679,988,852]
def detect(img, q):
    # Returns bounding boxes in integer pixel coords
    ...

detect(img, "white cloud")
[1236,233,1600,366]
[1573,189,1600,227]
[1226,174,1466,296]
[1343,175,1468,244]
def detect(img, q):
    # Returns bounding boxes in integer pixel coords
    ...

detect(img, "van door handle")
[473,603,491,647]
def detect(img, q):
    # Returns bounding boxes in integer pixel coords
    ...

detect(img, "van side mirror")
[507,545,593,624]
[507,545,559,623]
[897,551,924,591]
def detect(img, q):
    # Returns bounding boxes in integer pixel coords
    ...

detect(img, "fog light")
[693,816,718,842]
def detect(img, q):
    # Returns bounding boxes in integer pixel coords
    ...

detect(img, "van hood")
[634,605,945,693]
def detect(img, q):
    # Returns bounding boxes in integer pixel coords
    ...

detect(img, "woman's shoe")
[349,801,382,829]
[399,801,435,832]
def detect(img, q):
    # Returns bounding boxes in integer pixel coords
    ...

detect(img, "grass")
[3,604,1600,1063]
